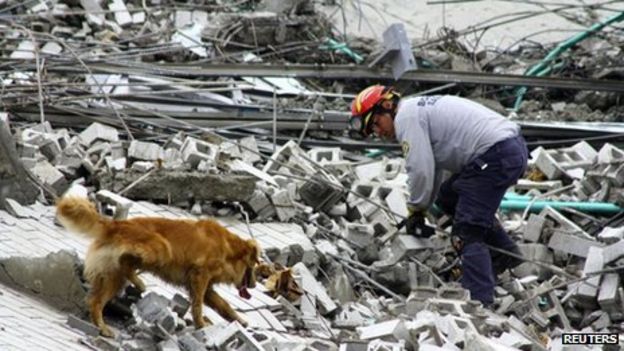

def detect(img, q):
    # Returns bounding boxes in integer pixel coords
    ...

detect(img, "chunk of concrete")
[292,262,337,315]
[0,250,88,315]
[79,122,119,146]
[547,232,603,258]
[128,140,163,161]
[0,113,40,208]
[97,170,255,202]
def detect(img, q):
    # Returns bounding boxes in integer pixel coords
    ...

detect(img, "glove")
[405,210,435,238]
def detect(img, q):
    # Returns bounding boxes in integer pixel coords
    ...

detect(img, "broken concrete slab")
[0,113,40,209]
[0,250,88,315]
[97,170,256,202]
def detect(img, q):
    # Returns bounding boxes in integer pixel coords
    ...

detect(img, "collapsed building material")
[0,114,40,209]
[97,170,256,202]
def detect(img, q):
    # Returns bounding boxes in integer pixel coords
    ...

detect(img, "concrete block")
[354,161,384,182]
[292,262,337,315]
[384,188,408,223]
[109,0,132,26]
[391,235,433,260]
[39,137,62,162]
[270,189,297,221]
[597,273,620,311]
[308,147,342,164]
[128,140,163,161]
[524,213,546,242]
[32,159,68,192]
[598,143,624,163]
[131,160,154,172]
[67,315,100,336]
[96,189,133,220]
[79,122,119,146]
[239,136,262,164]
[180,137,219,169]
[162,148,185,169]
[540,207,591,239]
[80,0,105,26]
[357,319,410,344]
[177,333,204,351]
[436,315,478,346]
[105,156,127,172]
[157,338,180,351]
[573,246,604,307]
[169,293,189,318]
[263,140,316,175]
[512,244,554,280]
[437,285,471,301]
[606,163,624,186]
[136,292,176,333]
[547,232,603,258]
[299,171,343,212]
[344,222,375,247]
[596,226,624,244]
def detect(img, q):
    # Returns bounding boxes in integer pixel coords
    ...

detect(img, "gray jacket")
[394,95,520,210]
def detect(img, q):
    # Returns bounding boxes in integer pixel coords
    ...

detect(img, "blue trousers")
[435,135,528,305]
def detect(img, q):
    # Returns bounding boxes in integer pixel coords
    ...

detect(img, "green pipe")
[500,199,621,214]
[320,38,364,63]
[513,11,624,111]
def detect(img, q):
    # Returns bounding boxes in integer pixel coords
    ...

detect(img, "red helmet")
[349,85,398,136]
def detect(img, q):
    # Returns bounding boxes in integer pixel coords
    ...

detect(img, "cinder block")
[177,333,204,351]
[32,159,68,192]
[131,160,154,172]
[96,190,133,220]
[109,0,132,26]
[180,137,219,169]
[263,140,316,175]
[523,214,545,242]
[308,147,342,165]
[79,122,119,146]
[597,273,620,311]
[299,171,343,212]
[357,319,409,342]
[391,235,433,260]
[271,189,297,221]
[512,244,554,280]
[547,232,603,258]
[128,140,163,161]
[105,156,126,172]
[293,262,337,315]
[573,246,605,307]
[169,293,189,318]
[598,143,624,163]
[344,222,375,247]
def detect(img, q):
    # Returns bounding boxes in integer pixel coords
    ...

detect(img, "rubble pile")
[0,0,622,130]
[1,1,624,350]
[3,114,624,349]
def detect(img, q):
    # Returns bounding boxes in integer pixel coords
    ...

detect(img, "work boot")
[454,224,495,306]
[486,220,523,276]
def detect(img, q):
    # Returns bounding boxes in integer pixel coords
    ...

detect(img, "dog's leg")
[127,270,146,292]
[188,271,210,329]
[204,289,248,327]
[88,272,125,337]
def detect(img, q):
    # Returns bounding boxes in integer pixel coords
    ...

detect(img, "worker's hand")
[405,208,435,238]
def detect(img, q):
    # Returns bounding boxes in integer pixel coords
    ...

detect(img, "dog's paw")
[100,326,115,338]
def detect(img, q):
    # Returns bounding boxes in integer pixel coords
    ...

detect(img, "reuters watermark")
[562,333,619,345]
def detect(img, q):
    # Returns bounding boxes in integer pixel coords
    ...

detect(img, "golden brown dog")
[56,196,260,337]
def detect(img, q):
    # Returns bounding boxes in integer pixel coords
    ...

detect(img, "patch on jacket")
[401,141,410,157]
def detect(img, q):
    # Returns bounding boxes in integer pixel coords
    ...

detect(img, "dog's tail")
[56,196,107,238]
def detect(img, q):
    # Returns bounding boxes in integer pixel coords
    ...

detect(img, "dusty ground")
[320,0,624,51]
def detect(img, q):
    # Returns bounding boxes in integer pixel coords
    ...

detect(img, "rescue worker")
[349,85,527,306]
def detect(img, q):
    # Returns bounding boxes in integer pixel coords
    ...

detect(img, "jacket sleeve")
[400,116,436,211]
